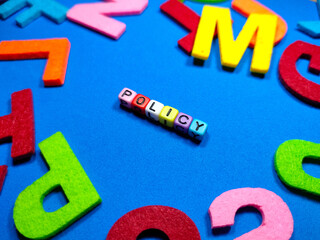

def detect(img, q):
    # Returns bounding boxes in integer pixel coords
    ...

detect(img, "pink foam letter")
[209,188,293,240]
[67,0,148,39]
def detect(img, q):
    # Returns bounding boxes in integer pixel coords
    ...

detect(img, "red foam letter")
[160,0,200,55]
[0,89,35,161]
[279,41,320,106]
[106,205,201,240]
[0,165,8,192]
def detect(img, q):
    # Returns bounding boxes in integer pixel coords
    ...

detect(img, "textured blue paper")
[0,0,320,239]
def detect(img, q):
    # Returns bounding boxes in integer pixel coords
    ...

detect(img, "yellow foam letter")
[191,6,277,74]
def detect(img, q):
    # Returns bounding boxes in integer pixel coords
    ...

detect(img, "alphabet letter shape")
[0,165,8,192]
[67,0,148,39]
[192,6,277,74]
[275,139,320,197]
[279,41,320,106]
[297,21,320,38]
[160,0,200,55]
[106,205,201,240]
[231,0,287,46]
[209,188,294,240]
[0,89,35,161]
[0,0,68,27]
[296,0,320,38]
[13,132,102,239]
[0,38,70,86]
[161,0,285,55]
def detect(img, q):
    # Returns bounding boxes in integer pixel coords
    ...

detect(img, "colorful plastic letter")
[0,38,70,86]
[192,6,277,74]
[231,0,287,46]
[132,94,150,115]
[106,205,201,240]
[209,188,294,240]
[67,0,148,39]
[275,139,320,197]
[159,106,179,128]
[145,100,164,121]
[188,119,207,141]
[118,88,137,109]
[279,41,320,106]
[174,112,193,134]
[13,132,102,239]
[0,89,35,161]
[0,0,68,27]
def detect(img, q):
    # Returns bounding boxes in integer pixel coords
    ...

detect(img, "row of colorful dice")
[118,88,208,141]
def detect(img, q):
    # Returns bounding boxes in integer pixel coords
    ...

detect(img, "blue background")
[0,0,320,239]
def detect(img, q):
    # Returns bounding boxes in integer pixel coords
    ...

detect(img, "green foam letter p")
[13,132,102,239]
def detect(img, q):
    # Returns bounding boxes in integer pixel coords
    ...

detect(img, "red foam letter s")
[106,205,201,240]
[279,41,320,107]
[0,89,35,161]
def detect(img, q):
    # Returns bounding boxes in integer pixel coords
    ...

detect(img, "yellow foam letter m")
[192,6,277,74]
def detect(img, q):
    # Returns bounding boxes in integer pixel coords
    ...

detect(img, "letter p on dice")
[118,88,137,109]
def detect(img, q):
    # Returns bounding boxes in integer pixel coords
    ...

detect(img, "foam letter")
[160,0,200,55]
[161,0,284,55]
[106,205,201,240]
[209,188,294,240]
[0,89,35,161]
[231,0,287,46]
[0,38,70,86]
[67,0,148,39]
[13,132,102,239]
[297,21,320,38]
[0,165,8,192]
[297,0,320,38]
[275,139,320,197]
[279,41,320,106]
[0,0,68,27]
[192,6,277,74]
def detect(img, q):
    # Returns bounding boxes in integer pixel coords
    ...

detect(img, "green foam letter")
[275,139,320,196]
[13,132,102,239]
